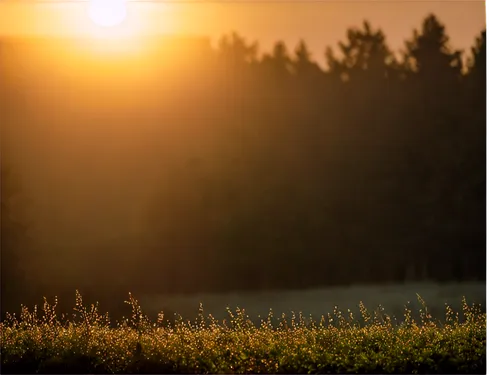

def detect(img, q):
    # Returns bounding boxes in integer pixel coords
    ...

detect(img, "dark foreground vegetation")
[0,293,486,374]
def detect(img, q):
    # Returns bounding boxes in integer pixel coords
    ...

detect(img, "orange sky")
[0,0,486,63]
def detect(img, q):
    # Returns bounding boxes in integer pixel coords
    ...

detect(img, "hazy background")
[1,1,486,322]
[0,0,486,66]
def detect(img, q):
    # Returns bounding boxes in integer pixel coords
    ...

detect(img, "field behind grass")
[0,282,486,374]
[139,282,486,325]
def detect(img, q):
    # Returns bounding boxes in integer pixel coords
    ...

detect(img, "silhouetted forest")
[1,14,486,316]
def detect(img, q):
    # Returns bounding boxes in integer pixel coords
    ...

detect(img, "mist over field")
[1,13,485,324]
[139,282,486,326]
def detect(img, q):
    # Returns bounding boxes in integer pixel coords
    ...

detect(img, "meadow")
[0,288,486,374]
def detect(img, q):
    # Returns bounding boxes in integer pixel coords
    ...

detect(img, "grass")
[0,291,486,374]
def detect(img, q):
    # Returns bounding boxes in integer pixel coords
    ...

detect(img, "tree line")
[1,14,486,312]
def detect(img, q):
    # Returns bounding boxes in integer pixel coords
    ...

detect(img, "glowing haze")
[0,0,486,62]
[87,0,128,28]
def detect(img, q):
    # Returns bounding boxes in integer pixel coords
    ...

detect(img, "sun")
[87,0,128,28]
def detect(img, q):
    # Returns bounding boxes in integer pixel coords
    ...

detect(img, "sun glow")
[87,0,128,28]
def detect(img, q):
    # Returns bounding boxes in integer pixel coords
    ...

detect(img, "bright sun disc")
[88,0,128,28]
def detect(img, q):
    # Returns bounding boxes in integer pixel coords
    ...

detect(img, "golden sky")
[0,0,486,62]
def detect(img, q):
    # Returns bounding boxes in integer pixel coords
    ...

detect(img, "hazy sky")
[0,0,486,63]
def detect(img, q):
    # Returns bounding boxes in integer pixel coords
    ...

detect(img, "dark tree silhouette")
[292,40,322,81]
[1,166,30,314]
[260,41,293,86]
[0,13,486,306]
[338,21,395,83]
